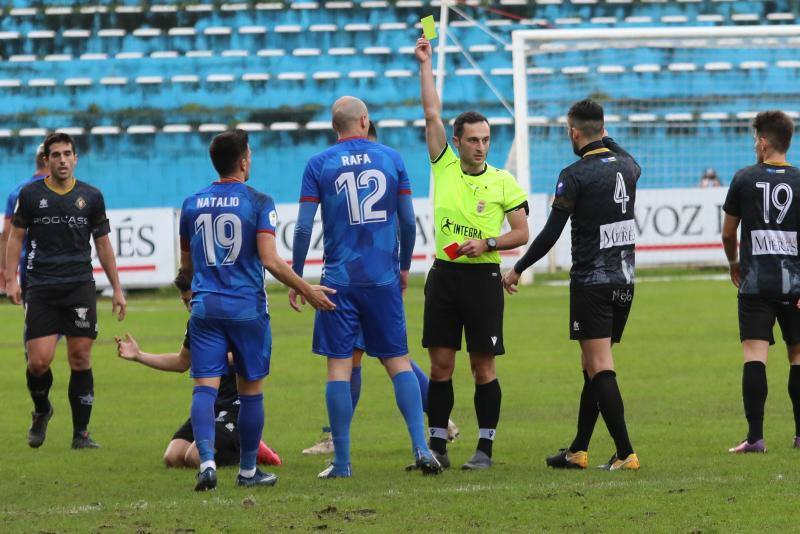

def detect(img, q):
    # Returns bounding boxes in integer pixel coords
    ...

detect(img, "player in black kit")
[503,99,640,471]
[4,132,126,450]
[722,111,800,453]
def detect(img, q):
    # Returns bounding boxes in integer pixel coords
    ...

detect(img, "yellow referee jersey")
[431,145,527,264]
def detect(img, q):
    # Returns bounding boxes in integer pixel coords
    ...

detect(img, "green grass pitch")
[1,276,798,532]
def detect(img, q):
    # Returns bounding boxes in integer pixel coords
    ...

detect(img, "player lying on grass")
[115,327,280,468]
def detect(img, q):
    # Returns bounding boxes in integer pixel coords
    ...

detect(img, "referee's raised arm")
[415,37,447,161]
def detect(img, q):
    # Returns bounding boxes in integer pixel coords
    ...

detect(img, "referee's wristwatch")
[486,237,498,251]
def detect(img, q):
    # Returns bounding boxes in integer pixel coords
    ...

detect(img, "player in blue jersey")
[290,97,442,478]
[178,129,336,491]
[0,143,47,294]
[300,121,459,456]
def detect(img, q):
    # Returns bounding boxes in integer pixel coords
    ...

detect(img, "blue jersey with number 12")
[300,137,412,287]
[179,181,277,320]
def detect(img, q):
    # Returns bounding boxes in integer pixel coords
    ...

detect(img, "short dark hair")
[753,110,794,154]
[453,111,489,138]
[368,120,377,140]
[43,132,76,157]
[209,129,249,176]
[567,99,604,137]
[35,144,46,169]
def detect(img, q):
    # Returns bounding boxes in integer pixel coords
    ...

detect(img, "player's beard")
[571,137,581,156]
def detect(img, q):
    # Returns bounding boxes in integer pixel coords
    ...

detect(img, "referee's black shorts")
[24,281,98,341]
[422,259,505,355]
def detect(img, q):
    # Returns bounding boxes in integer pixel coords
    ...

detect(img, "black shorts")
[24,281,97,341]
[738,295,800,346]
[422,259,504,355]
[569,285,634,343]
[171,408,241,467]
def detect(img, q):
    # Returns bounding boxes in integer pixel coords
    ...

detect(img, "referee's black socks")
[593,370,634,459]
[26,367,53,414]
[427,379,454,454]
[743,361,767,443]
[69,369,94,437]
[789,365,800,437]
[475,379,501,458]
[570,370,598,453]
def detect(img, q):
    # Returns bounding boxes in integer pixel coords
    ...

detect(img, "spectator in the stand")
[699,167,723,188]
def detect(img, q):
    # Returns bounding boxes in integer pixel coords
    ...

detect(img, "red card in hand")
[444,242,462,260]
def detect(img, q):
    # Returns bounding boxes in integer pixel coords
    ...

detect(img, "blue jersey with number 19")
[300,137,412,287]
[179,181,277,320]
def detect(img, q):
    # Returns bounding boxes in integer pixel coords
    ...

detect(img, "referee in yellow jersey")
[415,37,530,470]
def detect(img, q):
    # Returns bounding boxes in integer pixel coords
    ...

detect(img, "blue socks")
[350,366,362,412]
[409,359,430,413]
[191,385,218,469]
[392,370,428,453]
[326,380,353,471]
[238,393,264,475]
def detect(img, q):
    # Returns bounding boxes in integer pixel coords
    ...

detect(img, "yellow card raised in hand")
[421,15,437,40]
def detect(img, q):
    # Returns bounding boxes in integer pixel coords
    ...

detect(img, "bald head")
[332,96,369,137]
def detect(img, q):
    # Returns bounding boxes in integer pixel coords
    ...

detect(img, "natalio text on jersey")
[196,197,240,208]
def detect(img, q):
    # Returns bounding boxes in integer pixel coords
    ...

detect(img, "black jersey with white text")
[723,162,800,297]
[12,179,110,288]
[552,138,641,286]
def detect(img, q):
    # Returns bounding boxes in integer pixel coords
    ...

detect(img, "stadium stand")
[0,0,798,207]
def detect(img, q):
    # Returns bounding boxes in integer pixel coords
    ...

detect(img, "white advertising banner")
[109,187,729,289]
[92,208,179,289]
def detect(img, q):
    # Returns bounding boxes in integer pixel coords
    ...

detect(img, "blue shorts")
[313,279,408,359]
[189,314,271,381]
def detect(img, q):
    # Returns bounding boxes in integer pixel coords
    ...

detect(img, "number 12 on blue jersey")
[335,169,388,225]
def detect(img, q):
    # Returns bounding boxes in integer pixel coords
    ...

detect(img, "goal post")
[511,25,800,277]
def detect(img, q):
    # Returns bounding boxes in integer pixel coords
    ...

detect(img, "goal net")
[511,25,800,271]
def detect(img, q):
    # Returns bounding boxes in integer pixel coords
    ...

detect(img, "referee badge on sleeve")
[476,200,486,213]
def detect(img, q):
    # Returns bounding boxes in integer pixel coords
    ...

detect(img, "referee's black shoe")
[195,467,218,491]
[71,431,101,450]
[545,448,588,469]
[235,469,278,488]
[27,406,54,448]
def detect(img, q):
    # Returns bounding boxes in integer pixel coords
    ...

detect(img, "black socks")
[475,379,501,458]
[68,369,94,437]
[27,367,53,414]
[742,361,767,443]
[570,370,599,453]
[427,379,454,454]
[789,365,800,437]
[593,370,634,459]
